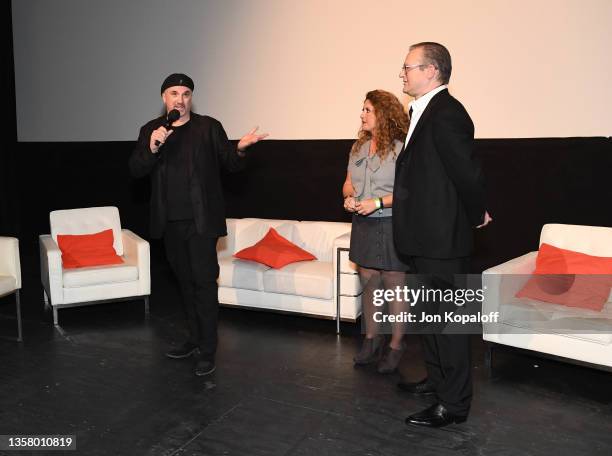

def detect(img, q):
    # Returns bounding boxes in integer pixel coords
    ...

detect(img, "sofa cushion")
[231,219,297,253]
[516,243,612,311]
[540,224,612,257]
[263,261,333,300]
[534,243,612,275]
[51,206,124,255]
[57,229,123,269]
[234,228,316,269]
[219,256,269,291]
[292,221,351,262]
[497,299,612,345]
[63,262,138,288]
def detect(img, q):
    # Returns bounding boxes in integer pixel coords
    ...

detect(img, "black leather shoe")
[194,359,216,376]
[397,378,436,396]
[165,342,200,359]
[405,403,467,428]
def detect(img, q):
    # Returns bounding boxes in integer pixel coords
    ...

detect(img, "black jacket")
[129,112,246,238]
[392,89,486,259]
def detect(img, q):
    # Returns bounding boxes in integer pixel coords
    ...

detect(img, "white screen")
[12,0,612,141]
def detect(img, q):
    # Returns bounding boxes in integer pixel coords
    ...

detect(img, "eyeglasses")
[400,64,426,74]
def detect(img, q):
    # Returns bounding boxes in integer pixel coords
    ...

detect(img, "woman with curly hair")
[343,89,410,374]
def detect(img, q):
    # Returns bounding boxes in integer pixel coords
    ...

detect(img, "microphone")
[154,109,181,147]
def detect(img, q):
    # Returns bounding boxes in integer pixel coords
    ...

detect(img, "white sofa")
[39,207,151,326]
[217,218,362,330]
[482,223,612,369]
[0,236,22,341]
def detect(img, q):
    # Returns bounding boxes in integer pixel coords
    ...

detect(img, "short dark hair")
[410,42,452,84]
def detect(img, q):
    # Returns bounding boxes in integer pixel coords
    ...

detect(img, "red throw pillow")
[234,227,316,269]
[516,243,612,311]
[57,229,123,269]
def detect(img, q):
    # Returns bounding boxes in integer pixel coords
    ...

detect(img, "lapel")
[186,114,200,178]
[396,89,448,167]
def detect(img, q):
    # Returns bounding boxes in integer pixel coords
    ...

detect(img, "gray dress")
[347,139,410,271]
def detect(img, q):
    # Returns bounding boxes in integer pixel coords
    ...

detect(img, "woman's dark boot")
[377,344,405,374]
[354,335,384,365]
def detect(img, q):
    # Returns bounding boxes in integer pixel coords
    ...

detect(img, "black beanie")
[160,73,194,93]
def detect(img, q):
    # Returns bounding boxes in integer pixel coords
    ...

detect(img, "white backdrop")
[12,0,612,141]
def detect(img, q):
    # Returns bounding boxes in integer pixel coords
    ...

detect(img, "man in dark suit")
[392,43,492,427]
[129,73,267,377]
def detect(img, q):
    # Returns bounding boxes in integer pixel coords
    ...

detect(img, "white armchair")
[39,206,150,326]
[0,236,22,341]
[482,224,612,370]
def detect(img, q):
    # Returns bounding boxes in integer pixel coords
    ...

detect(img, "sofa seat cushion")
[498,299,612,345]
[263,261,333,300]
[63,262,138,288]
[0,276,18,295]
[219,257,270,291]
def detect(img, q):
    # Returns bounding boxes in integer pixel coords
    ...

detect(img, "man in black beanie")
[129,73,267,376]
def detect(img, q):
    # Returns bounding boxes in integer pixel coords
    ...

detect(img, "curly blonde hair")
[350,90,408,161]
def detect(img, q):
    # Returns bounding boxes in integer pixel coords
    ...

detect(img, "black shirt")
[164,120,194,221]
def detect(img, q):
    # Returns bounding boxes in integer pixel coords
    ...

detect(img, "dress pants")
[409,256,472,416]
[164,220,220,362]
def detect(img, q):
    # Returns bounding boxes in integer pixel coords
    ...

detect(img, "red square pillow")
[57,229,124,269]
[234,227,316,269]
[516,243,612,311]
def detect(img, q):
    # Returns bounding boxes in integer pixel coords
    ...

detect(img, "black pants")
[164,220,219,362]
[409,256,472,416]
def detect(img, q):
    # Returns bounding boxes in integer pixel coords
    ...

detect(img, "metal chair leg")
[485,342,493,375]
[144,296,150,317]
[336,248,341,335]
[16,290,23,342]
[0,290,23,342]
[43,289,59,326]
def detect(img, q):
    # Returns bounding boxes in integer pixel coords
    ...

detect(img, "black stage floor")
[1,251,611,456]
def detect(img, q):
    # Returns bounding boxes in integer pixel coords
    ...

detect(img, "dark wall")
[472,137,612,271]
[12,139,353,247]
[1,0,19,236]
[9,136,612,273]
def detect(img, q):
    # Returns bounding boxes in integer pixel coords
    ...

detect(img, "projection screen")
[12,0,612,141]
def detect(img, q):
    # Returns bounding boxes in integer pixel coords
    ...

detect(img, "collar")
[409,84,447,113]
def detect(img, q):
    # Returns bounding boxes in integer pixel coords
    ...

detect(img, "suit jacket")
[392,89,486,259]
[129,112,246,239]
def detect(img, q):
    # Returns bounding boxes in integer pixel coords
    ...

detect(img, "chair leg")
[485,342,493,374]
[16,290,23,342]
[144,296,150,317]
[43,289,58,326]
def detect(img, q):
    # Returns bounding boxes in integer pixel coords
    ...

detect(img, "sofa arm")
[333,232,351,250]
[39,234,63,305]
[0,237,21,290]
[482,252,537,319]
[333,232,358,274]
[121,229,151,295]
[484,251,538,275]
[331,232,362,310]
